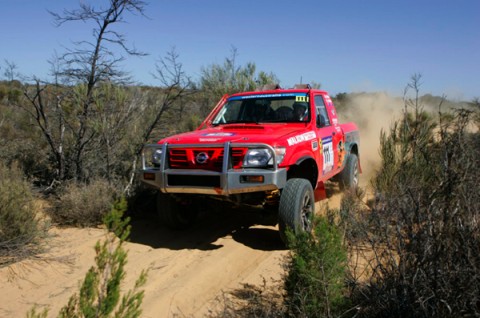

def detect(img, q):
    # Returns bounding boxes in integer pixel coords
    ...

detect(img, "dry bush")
[209,280,286,318]
[50,179,120,227]
[0,163,47,266]
[341,86,480,317]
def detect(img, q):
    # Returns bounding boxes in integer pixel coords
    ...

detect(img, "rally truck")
[139,84,360,242]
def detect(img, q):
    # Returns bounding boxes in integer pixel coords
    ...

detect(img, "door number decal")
[321,136,334,173]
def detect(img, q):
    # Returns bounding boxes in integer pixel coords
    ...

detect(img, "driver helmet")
[292,102,308,121]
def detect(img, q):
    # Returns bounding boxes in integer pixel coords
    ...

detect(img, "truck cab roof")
[210,88,331,126]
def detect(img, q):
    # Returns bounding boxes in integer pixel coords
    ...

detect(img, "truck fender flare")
[287,153,319,188]
[294,155,315,166]
[288,147,315,166]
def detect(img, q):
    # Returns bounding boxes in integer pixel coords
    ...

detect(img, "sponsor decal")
[325,95,333,107]
[228,93,308,101]
[229,93,293,100]
[337,140,345,168]
[199,138,220,142]
[287,131,317,146]
[322,136,334,174]
[312,140,318,151]
[295,95,309,102]
[201,132,235,137]
[332,118,338,125]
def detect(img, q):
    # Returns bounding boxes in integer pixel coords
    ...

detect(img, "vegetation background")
[1,0,479,317]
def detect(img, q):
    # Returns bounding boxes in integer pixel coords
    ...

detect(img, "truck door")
[314,95,344,178]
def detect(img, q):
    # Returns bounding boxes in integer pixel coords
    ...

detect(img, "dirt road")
[0,190,345,318]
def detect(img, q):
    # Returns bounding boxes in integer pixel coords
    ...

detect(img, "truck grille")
[168,147,247,171]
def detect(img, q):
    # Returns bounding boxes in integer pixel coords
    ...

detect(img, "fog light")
[143,172,156,180]
[240,175,264,183]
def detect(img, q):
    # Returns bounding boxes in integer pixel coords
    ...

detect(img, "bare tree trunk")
[20,80,65,182]
[50,0,147,182]
[124,49,194,194]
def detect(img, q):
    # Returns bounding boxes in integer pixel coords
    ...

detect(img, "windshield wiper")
[223,120,261,125]
[212,120,265,126]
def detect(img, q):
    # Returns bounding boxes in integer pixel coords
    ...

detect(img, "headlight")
[243,149,272,167]
[152,148,163,166]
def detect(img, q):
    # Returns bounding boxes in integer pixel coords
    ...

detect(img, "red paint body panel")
[157,88,360,187]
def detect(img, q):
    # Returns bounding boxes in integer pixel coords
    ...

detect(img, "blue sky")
[1,0,479,100]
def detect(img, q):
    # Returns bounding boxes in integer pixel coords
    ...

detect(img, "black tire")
[278,178,315,243]
[339,153,359,190]
[156,193,198,230]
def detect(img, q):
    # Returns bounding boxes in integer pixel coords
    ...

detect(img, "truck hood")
[159,124,310,146]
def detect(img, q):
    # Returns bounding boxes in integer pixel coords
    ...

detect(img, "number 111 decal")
[321,136,334,174]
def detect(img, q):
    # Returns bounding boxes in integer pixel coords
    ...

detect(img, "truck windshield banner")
[228,93,308,101]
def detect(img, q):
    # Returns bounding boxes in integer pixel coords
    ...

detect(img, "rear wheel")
[339,153,359,190]
[278,178,315,244]
[156,193,198,230]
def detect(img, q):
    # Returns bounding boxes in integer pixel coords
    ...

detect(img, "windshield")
[212,93,310,124]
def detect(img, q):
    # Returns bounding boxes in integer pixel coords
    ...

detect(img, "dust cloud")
[337,91,474,187]
[338,92,405,184]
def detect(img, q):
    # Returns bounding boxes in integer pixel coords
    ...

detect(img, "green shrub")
[28,197,148,318]
[7,88,21,103]
[0,82,22,104]
[0,84,7,101]
[285,214,349,318]
[50,179,120,227]
[0,163,46,266]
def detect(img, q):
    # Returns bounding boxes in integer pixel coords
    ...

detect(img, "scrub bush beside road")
[340,92,480,316]
[0,163,47,267]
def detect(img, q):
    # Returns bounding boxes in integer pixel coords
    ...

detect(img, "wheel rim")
[300,191,313,231]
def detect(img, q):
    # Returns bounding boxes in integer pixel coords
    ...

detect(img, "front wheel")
[278,178,315,244]
[156,193,198,230]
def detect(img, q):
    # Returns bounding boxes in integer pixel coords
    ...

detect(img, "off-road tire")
[278,178,315,244]
[339,153,359,190]
[156,193,198,230]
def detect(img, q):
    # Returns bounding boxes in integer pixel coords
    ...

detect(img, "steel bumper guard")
[140,142,287,195]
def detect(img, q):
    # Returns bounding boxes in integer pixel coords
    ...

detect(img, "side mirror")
[317,114,326,128]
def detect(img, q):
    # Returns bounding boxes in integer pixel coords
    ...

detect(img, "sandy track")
[0,208,288,318]
[0,190,345,318]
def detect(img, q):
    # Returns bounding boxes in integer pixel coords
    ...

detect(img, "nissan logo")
[196,152,209,164]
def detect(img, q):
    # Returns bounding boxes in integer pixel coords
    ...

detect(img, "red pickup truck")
[140,84,360,242]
